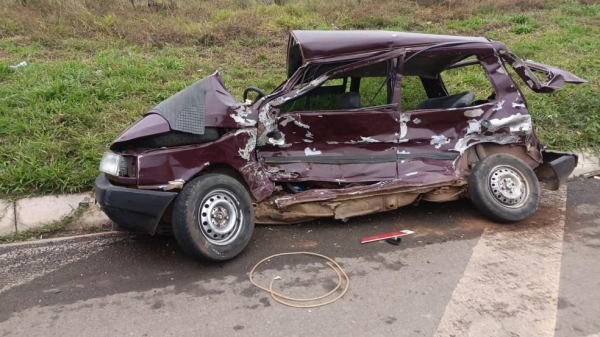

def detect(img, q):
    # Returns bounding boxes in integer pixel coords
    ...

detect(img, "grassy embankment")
[0,0,599,197]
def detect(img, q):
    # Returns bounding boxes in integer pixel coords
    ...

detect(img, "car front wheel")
[468,153,540,223]
[172,174,254,261]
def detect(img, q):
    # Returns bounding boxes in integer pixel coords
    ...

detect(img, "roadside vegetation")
[0,0,599,197]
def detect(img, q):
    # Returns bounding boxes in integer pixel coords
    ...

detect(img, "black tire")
[172,174,254,261]
[468,153,539,223]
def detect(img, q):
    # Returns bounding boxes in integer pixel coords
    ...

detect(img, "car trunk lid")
[500,50,587,93]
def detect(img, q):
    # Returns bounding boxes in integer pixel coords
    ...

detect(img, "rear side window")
[400,52,498,111]
[442,62,495,104]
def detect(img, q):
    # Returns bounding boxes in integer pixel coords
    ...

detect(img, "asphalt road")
[1,178,598,337]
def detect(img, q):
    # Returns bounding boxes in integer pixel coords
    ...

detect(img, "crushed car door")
[396,51,517,185]
[256,49,405,184]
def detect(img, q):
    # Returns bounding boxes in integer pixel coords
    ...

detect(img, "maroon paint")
[290,30,487,64]
[258,109,400,182]
[113,114,170,144]
[107,31,584,206]
[184,72,258,129]
[398,52,529,158]
[136,131,274,201]
[239,161,275,202]
[497,48,587,93]
[113,72,259,148]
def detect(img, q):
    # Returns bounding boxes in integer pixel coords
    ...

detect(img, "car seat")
[336,92,361,109]
[415,91,475,110]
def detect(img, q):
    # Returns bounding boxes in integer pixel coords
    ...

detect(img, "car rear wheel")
[468,153,539,223]
[172,174,254,261]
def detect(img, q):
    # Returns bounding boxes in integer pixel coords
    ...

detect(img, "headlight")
[99,152,124,176]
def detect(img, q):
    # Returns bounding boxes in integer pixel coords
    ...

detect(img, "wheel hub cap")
[489,166,527,207]
[211,206,229,227]
[198,190,242,245]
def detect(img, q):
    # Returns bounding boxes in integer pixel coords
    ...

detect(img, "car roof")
[287,30,492,78]
[290,30,490,62]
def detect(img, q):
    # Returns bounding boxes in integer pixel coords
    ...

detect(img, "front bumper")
[535,150,579,190]
[95,174,178,234]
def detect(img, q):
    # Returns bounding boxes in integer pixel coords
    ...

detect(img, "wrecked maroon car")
[96,30,584,261]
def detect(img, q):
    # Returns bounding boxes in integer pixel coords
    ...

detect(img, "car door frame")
[395,48,512,183]
[255,48,406,183]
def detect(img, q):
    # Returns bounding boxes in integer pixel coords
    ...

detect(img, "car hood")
[112,72,258,145]
[146,71,257,134]
[112,113,171,144]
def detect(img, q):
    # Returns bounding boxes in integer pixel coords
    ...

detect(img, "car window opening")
[401,54,497,111]
[281,60,395,113]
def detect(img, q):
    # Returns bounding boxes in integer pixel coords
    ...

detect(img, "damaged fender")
[136,130,274,202]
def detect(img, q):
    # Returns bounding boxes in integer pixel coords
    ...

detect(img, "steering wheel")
[243,87,267,102]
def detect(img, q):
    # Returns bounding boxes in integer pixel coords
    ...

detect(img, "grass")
[0,0,599,197]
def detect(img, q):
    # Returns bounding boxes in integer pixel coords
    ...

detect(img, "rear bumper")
[95,174,177,234]
[535,150,578,190]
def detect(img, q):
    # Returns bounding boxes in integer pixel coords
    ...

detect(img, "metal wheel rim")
[488,165,529,208]
[198,189,243,245]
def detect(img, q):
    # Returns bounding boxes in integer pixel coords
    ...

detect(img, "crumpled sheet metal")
[147,72,257,133]
[136,130,274,202]
[255,191,421,224]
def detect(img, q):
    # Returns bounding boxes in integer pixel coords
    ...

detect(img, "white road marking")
[0,231,124,248]
[435,186,568,336]
[0,237,120,294]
